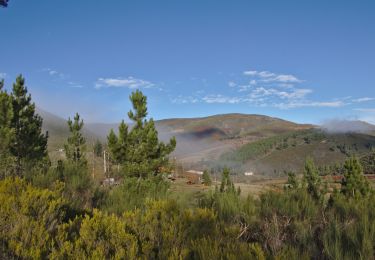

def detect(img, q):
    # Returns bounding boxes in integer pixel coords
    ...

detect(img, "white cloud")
[42,68,66,79]
[238,85,253,92]
[268,74,301,83]
[278,83,294,88]
[202,95,242,104]
[0,72,6,78]
[171,95,199,104]
[258,71,276,78]
[275,101,345,109]
[352,97,375,103]
[243,70,258,76]
[170,68,369,112]
[243,69,303,83]
[354,108,375,113]
[249,87,312,100]
[95,76,154,89]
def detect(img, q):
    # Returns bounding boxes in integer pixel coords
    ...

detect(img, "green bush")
[101,175,170,214]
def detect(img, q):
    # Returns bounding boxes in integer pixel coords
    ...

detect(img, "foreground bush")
[0,177,67,259]
[1,155,375,259]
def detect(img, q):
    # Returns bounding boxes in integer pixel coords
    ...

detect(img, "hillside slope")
[37,108,101,151]
[37,110,312,163]
[37,109,375,175]
[219,128,375,175]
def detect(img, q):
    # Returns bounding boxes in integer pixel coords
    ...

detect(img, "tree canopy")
[0,75,48,176]
[107,90,176,178]
[64,113,86,164]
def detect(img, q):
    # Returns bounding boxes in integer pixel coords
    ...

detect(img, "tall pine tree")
[64,113,86,164]
[107,90,176,178]
[0,79,15,178]
[0,79,13,151]
[9,75,48,176]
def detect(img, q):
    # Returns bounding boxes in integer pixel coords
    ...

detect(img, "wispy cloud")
[228,81,236,88]
[243,69,303,83]
[352,97,375,103]
[275,101,345,109]
[354,108,375,113]
[171,95,199,104]
[172,68,348,109]
[95,76,154,89]
[42,68,66,79]
[170,67,348,109]
[202,95,242,104]
[68,82,84,88]
[249,87,312,100]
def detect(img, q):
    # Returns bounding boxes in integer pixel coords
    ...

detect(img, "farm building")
[244,171,254,176]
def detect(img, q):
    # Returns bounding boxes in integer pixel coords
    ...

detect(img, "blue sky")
[1,0,375,124]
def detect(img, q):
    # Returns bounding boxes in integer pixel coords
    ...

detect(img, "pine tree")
[341,157,371,198]
[0,79,13,150]
[64,113,86,164]
[286,171,299,190]
[0,79,15,178]
[220,168,235,193]
[107,129,119,161]
[9,75,48,175]
[202,170,212,186]
[107,90,176,178]
[303,158,321,200]
[93,139,103,157]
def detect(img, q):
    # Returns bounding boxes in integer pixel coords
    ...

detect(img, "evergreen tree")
[341,157,371,198]
[219,168,235,193]
[107,120,128,170]
[303,158,321,200]
[286,171,299,190]
[64,113,86,164]
[360,149,375,174]
[0,79,15,178]
[0,79,13,150]
[9,75,48,175]
[202,170,212,186]
[93,139,103,157]
[107,90,176,178]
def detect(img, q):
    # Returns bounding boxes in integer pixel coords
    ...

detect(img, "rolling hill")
[37,108,375,176]
[38,110,312,162]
